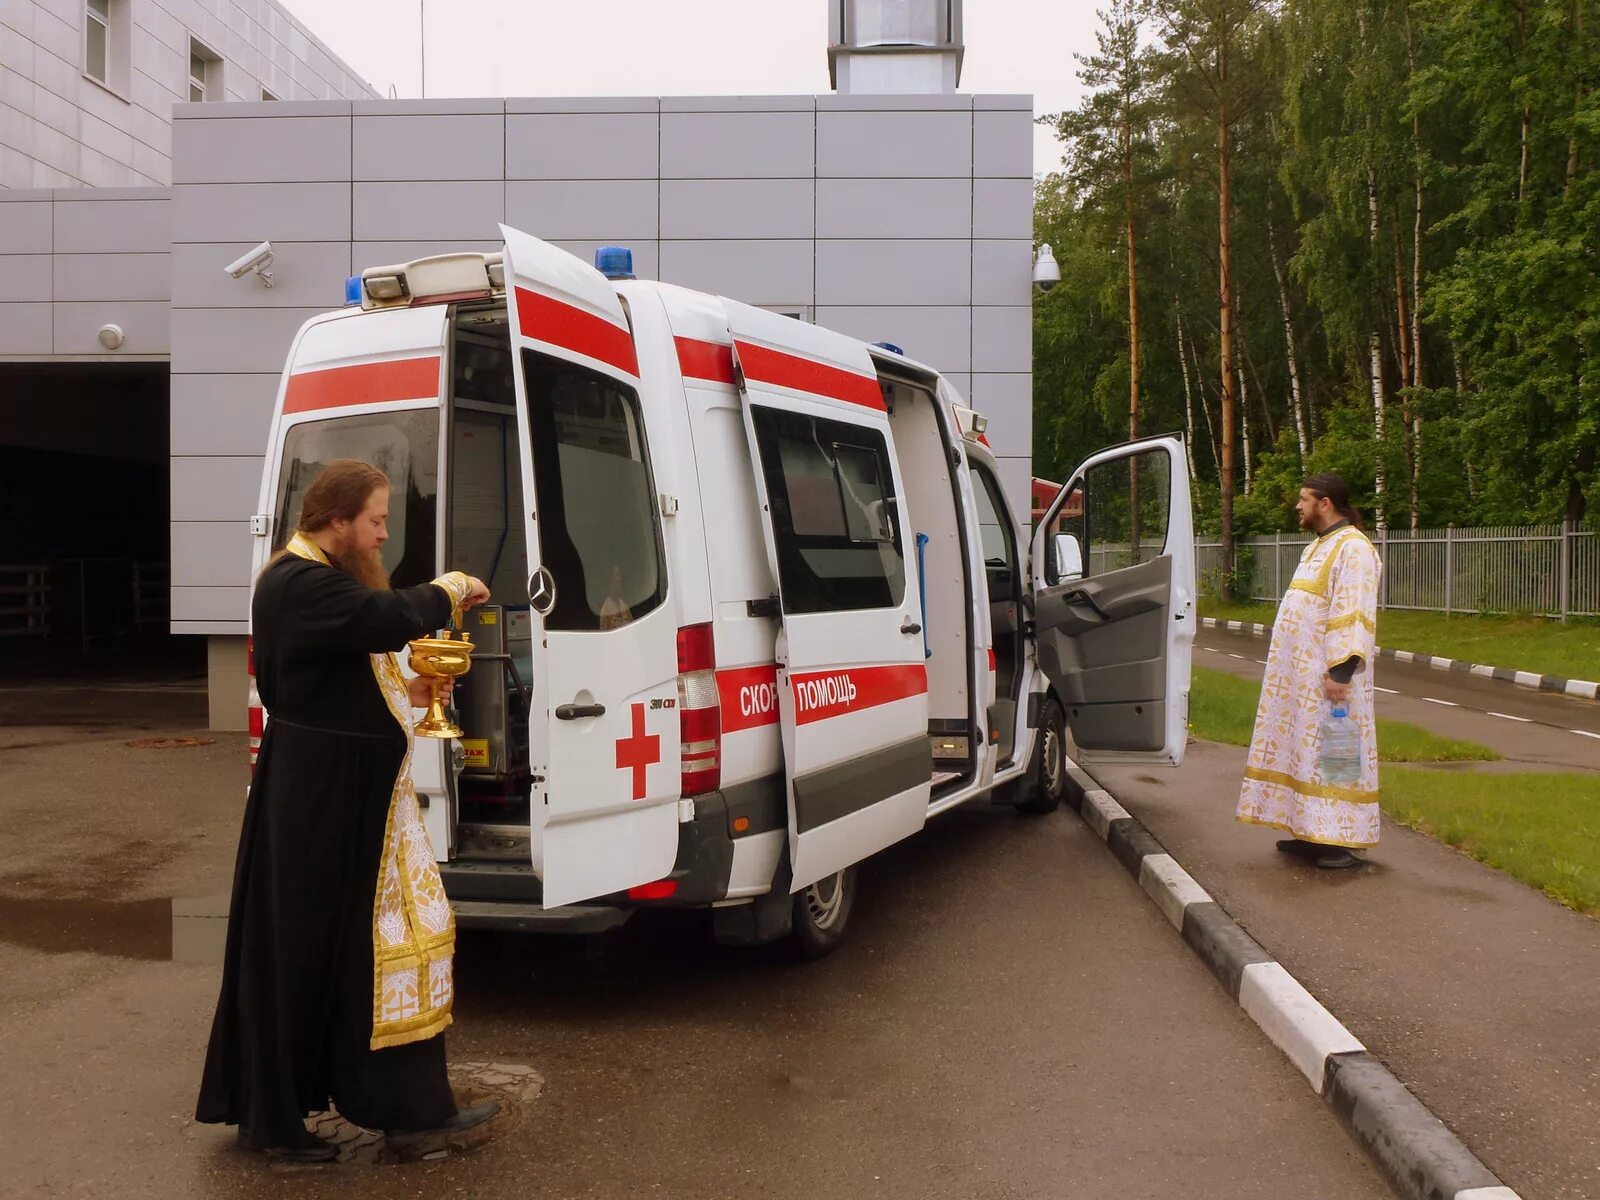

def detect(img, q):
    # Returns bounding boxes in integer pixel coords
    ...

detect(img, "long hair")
[1302,472,1362,529]
[298,459,390,533]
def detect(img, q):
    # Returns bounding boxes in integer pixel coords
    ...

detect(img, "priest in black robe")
[196,459,494,1160]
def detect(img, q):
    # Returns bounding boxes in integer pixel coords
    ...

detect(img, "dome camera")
[1032,243,1061,292]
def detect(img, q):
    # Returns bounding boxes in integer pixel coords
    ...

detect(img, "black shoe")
[237,1129,338,1162]
[385,1101,501,1149]
[1275,839,1320,859]
[1315,849,1361,870]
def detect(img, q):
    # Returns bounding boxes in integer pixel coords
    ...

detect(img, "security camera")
[224,241,275,287]
[1032,243,1061,292]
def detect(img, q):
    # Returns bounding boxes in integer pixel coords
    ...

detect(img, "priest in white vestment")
[1235,473,1383,869]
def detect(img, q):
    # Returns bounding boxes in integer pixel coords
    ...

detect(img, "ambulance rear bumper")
[448,898,632,935]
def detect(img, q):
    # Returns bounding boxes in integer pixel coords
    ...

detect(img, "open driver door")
[1028,435,1195,766]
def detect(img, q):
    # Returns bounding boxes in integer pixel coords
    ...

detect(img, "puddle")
[0,894,173,960]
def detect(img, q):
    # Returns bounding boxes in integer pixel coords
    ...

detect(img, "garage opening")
[0,364,199,682]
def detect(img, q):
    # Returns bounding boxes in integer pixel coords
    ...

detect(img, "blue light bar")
[344,275,362,305]
[595,246,635,280]
[871,341,904,355]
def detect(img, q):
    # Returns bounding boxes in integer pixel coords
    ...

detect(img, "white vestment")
[1235,524,1383,848]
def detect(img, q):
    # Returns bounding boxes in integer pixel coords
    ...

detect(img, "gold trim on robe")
[286,533,472,1050]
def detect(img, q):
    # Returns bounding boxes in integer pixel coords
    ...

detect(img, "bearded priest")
[196,459,496,1161]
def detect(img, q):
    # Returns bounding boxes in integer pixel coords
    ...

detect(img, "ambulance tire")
[1015,696,1066,815]
[787,867,857,960]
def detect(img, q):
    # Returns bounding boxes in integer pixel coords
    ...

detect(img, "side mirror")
[1052,533,1084,584]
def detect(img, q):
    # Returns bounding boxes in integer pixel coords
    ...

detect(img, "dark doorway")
[0,364,199,682]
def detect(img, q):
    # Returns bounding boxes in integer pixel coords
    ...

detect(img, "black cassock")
[196,551,460,1148]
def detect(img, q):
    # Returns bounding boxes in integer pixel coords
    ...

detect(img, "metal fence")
[1197,524,1600,620]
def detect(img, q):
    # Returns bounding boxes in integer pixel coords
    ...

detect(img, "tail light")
[676,622,721,797]
[246,636,264,775]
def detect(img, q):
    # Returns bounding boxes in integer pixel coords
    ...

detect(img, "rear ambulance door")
[1028,435,1195,766]
[722,300,931,891]
[499,225,681,907]
[257,305,455,855]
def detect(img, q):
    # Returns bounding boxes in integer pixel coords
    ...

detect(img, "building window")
[85,0,109,83]
[188,38,222,102]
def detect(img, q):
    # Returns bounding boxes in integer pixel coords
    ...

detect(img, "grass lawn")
[1382,769,1600,917]
[1189,666,1499,762]
[1199,600,1600,681]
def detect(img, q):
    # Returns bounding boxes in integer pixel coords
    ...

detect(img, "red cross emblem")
[614,702,661,801]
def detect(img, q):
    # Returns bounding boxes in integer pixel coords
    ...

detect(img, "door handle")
[1061,588,1109,620]
[901,618,922,635]
[555,702,606,721]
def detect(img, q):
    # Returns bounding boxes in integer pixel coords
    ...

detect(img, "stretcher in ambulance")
[247,227,1195,957]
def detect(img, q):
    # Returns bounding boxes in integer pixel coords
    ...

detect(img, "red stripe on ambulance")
[733,340,884,411]
[790,664,927,726]
[717,664,780,733]
[283,355,440,414]
[675,337,736,385]
[515,285,639,377]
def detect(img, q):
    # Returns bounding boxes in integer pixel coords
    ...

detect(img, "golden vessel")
[407,630,474,739]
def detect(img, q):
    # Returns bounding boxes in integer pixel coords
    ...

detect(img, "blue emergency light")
[344,275,362,305]
[871,341,905,355]
[595,246,635,280]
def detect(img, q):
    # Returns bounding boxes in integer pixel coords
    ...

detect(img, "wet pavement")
[1093,740,1600,1200]
[0,686,1393,1199]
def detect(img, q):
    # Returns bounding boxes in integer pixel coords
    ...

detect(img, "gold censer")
[407,630,474,739]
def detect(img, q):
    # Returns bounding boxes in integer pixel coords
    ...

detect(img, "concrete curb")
[1200,617,1600,700]
[1065,766,1521,1200]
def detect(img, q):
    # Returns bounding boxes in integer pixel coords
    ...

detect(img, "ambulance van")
[247,225,1195,957]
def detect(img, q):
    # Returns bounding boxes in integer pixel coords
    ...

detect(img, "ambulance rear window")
[272,409,440,588]
[751,407,905,614]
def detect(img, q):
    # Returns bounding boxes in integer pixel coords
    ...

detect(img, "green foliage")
[1037,0,1600,532]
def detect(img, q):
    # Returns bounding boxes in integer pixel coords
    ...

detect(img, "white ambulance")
[247,225,1195,957]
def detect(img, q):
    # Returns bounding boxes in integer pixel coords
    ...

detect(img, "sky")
[276,0,1102,176]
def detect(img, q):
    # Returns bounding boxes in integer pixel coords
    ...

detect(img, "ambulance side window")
[751,406,905,614]
[521,349,666,632]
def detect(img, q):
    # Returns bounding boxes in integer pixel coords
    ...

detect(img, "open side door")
[1028,435,1194,766]
[500,224,681,906]
[721,300,931,891]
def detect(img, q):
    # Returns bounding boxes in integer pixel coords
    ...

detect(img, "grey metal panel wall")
[0,185,171,358]
[168,93,1034,635]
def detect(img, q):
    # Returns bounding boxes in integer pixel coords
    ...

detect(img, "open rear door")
[500,224,681,906]
[1028,435,1195,766]
[722,300,931,891]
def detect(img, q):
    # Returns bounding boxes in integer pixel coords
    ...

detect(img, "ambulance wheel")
[787,867,857,960]
[1016,697,1066,815]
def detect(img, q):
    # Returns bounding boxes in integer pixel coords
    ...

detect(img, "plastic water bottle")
[1318,707,1362,785]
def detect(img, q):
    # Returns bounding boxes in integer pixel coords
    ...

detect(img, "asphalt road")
[1197,626,1600,771]
[0,692,1390,1199]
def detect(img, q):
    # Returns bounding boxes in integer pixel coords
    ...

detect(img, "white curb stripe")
[1470,664,1497,679]
[1514,670,1542,687]
[1081,790,1130,840]
[1455,1187,1524,1199]
[1138,854,1213,931]
[1393,650,1415,663]
[1430,657,1455,670]
[1239,962,1365,1095]
[1566,679,1600,699]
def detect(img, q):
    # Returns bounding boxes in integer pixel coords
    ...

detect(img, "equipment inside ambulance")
[247,229,1195,958]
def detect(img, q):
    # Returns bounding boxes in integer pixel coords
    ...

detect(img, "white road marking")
[1227,653,1247,660]
[1487,712,1533,723]
[1374,686,1399,695]
[1421,697,1459,707]
[1254,659,1267,665]
[1201,646,1220,653]
[1573,729,1600,740]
